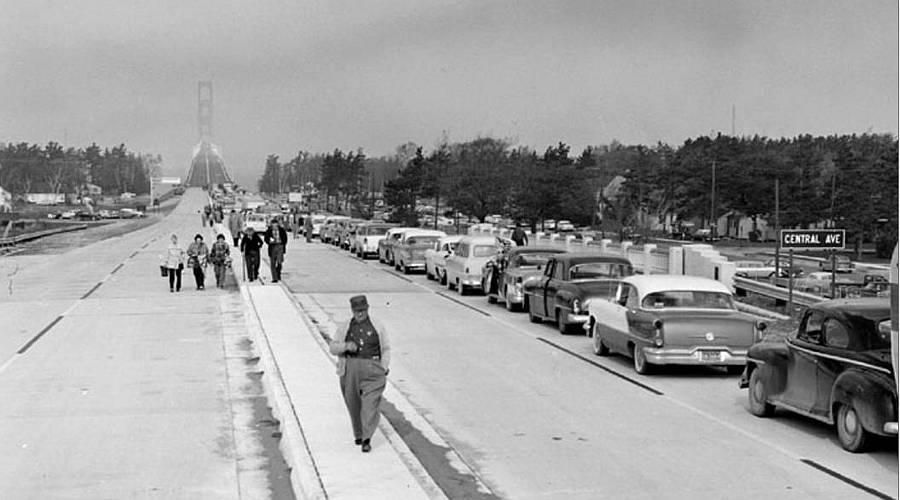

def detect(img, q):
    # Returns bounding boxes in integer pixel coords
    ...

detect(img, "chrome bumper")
[642,347,748,366]
[884,422,899,434]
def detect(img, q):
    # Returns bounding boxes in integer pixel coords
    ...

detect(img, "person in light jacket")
[164,234,186,292]
[228,209,244,247]
[328,295,391,453]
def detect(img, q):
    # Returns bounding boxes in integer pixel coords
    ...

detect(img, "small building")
[25,193,65,205]
[0,186,12,212]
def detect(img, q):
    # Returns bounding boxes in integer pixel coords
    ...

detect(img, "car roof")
[403,229,446,238]
[458,235,499,245]
[810,298,890,322]
[551,252,632,265]
[622,274,732,295]
[438,235,464,244]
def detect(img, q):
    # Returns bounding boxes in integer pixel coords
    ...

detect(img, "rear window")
[569,263,632,280]
[366,226,390,235]
[472,245,495,257]
[512,253,556,267]
[641,291,735,310]
[407,236,440,246]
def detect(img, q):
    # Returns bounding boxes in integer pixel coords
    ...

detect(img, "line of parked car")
[309,218,898,453]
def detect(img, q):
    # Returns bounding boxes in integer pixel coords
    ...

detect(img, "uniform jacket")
[240,232,264,254]
[328,316,391,377]
[163,243,186,269]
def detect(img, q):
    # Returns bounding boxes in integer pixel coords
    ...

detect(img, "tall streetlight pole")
[710,161,717,237]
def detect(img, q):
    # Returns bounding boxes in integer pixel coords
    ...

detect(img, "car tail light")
[755,321,767,342]
[652,319,664,347]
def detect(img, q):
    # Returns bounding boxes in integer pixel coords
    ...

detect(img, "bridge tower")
[198,81,213,142]
[184,81,233,187]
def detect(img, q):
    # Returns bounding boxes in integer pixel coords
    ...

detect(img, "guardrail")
[0,224,88,247]
[732,276,824,308]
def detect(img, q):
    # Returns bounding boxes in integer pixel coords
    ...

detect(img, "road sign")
[158,177,182,185]
[780,229,845,250]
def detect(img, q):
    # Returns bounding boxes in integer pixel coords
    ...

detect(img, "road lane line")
[800,459,894,500]
[110,263,125,275]
[536,337,664,395]
[17,316,63,354]
[80,281,103,299]
[435,292,491,317]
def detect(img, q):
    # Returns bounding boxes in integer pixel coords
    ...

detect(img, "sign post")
[780,229,846,308]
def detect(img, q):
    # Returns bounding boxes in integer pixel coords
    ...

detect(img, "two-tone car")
[378,227,414,265]
[306,213,328,239]
[587,275,765,375]
[740,298,897,452]
[483,247,565,311]
[444,235,499,295]
[525,253,633,334]
[425,235,463,284]
[352,222,396,259]
[320,215,350,244]
[393,229,447,274]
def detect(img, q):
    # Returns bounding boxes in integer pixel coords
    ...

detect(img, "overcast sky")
[1,0,897,187]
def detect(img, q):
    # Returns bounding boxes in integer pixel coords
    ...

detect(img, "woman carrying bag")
[164,234,186,293]
[186,233,210,290]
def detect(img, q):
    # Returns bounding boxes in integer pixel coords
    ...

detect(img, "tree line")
[260,132,897,254]
[0,142,155,197]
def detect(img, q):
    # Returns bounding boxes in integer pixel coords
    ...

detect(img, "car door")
[782,311,825,411]
[813,317,853,418]
[533,259,555,317]
[605,284,636,354]
[544,260,565,318]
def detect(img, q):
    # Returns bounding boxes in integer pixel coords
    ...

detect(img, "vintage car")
[820,254,854,273]
[378,227,414,265]
[740,298,897,452]
[244,213,269,232]
[351,222,396,258]
[393,229,447,274]
[320,215,350,244]
[733,260,776,279]
[444,235,499,295]
[305,213,328,238]
[337,218,366,250]
[588,275,765,374]
[482,246,565,311]
[425,235,463,283]
[526,253,633,334]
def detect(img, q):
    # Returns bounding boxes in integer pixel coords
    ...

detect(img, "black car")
[740,298,897,452]
[523,253,633,334]
[482,246,565,311]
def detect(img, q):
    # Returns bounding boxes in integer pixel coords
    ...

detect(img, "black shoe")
[354,438,362,445]
[170,288,174,293]
[361,439,371,452]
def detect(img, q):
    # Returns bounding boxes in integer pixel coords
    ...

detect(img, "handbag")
[160,265,168,277]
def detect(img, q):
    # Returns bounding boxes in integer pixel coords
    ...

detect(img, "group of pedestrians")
[162,232,232,292]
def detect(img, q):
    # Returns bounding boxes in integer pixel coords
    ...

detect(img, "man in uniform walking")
[329,295,391,453]
[263,217,288,283]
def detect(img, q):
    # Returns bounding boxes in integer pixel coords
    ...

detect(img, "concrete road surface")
[0,189,283,499]
[277,238,898,500]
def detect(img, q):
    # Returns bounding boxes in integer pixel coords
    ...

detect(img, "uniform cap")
[349,295,369,311]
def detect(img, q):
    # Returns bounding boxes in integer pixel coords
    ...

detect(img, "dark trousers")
[192,266,205,288]
[245,252,260,281]
[340,358,386,441]
[232,236,240,247]
[269,244,285,281]
[168,268,182,291]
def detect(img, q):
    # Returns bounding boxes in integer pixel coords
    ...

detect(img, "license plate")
[700,351,722,362]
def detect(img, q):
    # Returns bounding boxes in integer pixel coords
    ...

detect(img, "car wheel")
[836,403,871,453]
[528,298,542,323]
[748,366,775,417]
[632,345,652,374]
[592,323,610,356]
[556,310,570,335]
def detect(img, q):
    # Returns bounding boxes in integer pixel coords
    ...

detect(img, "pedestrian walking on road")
[264,217,288,283]
[164,234,186,292]
[202,205,211,227]
[290,208,300,239]
[240,227,264,282]
[304,212,313,243]
[511,224,528,247]
[186,234,210,290]
[209,234,231,288]
[329,295,391,453]
[228,209,244,247]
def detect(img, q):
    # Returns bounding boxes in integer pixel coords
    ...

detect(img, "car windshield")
[569,263,631,280]
[512,253,556,267]
[366,226,390,235]
[641,291,736,310]
[407,236,440,246]
[472,245,495,257]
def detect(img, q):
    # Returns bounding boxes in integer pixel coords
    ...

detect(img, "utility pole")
[731,105,735,136]
[774,178,780,277]
[710,161,716,237]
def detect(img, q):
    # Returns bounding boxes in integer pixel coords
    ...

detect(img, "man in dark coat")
[263,217,288,283]
[240,226,264,282]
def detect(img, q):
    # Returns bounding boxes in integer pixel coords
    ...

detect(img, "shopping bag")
[160,265,168,277]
